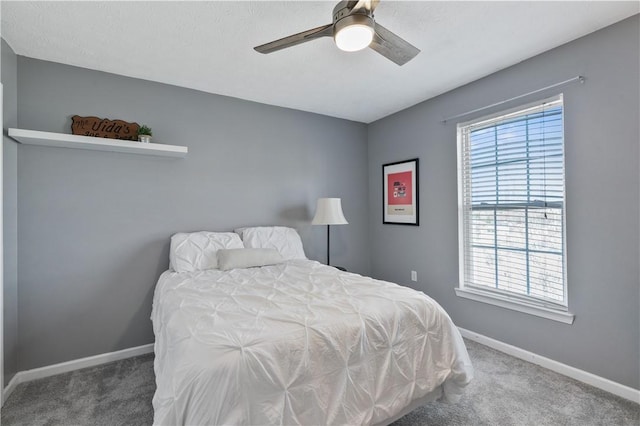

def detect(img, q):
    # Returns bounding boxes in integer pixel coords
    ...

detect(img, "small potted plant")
[138,125,153,143]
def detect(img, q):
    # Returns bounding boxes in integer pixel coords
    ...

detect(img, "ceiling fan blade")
[369,22,420,66]
[254,24,333,54]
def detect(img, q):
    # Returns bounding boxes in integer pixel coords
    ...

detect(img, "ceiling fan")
[254,0,420,66]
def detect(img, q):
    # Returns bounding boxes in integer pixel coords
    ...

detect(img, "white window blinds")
[457,96,567,307]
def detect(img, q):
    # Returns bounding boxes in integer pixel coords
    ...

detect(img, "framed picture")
[382,158,419,225]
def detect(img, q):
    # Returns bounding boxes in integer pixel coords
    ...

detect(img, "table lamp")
[312,198,348,266]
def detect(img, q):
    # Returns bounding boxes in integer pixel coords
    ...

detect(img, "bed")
[151,228,473,425]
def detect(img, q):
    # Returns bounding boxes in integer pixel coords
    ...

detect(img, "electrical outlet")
[411,270,417,282]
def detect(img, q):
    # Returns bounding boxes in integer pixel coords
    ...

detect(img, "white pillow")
[217,248,284,271]
[170,232,244,272]
[240,226,307,260]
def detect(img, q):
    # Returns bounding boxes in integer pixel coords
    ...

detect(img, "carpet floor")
[2,339,638,425]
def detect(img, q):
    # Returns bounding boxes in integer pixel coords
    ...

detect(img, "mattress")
[151,260,473,425]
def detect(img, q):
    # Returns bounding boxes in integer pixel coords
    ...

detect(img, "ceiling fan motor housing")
[334,13,375,38]
[333,1,374,23]
[333,1,362,21]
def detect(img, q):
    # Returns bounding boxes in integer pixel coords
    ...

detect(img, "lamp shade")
[312,198,348,225]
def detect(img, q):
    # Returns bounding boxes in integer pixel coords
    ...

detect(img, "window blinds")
[458,97,566,306]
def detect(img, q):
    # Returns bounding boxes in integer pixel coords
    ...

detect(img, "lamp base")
[327,224,331,266]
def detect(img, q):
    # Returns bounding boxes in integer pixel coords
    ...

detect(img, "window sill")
[455,287,575,324]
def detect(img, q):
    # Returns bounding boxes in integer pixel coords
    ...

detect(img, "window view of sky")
[466,105,565,303]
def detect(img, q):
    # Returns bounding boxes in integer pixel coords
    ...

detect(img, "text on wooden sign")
[71,115,140,140]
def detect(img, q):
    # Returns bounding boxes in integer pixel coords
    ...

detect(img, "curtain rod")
[441,75,585,124]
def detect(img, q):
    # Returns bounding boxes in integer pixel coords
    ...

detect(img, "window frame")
[455,94,574,324]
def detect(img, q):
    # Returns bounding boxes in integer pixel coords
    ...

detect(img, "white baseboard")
[458,327,640,404]
[2,343,154,404]
[3,374,20,404]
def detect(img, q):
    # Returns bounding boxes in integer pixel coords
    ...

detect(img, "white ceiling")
[1,1,638,123]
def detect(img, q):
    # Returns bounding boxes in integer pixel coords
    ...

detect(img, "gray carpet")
[2,340,638,425]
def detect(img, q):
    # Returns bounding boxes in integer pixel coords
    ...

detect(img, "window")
[456,95,573,323]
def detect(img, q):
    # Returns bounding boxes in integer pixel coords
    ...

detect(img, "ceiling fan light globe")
[335,24,374,52]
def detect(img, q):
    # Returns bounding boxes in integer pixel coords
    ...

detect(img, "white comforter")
[151,260,473,425]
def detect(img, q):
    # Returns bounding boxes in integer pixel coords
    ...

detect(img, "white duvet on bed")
[151,260,473,425]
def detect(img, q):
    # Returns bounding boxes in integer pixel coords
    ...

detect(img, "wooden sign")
[71,115,139,140]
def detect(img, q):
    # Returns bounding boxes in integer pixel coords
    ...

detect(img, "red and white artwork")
[383,159,419,225]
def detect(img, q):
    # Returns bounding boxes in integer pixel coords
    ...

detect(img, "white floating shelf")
[8,128,188,158]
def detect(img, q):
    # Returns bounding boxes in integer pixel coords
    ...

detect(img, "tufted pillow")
[240,226,307,260]
[170,232,244,272]
[217,248,284,271]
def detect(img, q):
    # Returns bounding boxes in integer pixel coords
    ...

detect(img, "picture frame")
[382,158,419,225]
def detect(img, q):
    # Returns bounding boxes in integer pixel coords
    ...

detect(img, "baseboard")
[458,327,640,404]
[2,343,154,405]
[3,373,20,404]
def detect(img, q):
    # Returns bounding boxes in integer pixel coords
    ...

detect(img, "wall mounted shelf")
[8,128,188,158]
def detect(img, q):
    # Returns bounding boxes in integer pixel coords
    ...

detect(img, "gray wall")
[2,39,19,386]
[367,15,639,389]
[15,57,369,370]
